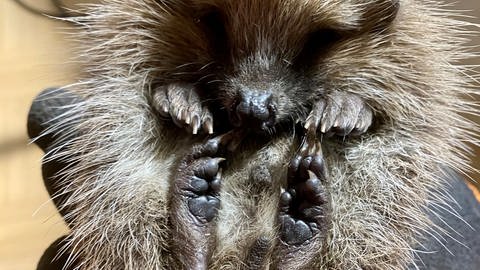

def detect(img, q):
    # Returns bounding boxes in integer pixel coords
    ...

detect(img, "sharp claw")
[204,133,231,153]
[203,116,213,134]
[176,108,184,122]
[305,120,317,137]
[207,123,214,134]
[333,119,340,128]
[200,130,245,157]
[201,108,214,134]
[214,157,226,164]
[192,115,200,135]
[355,118,363,130]
[161,102,169,112]
[216,168,223,179]
[158,102,170,117]
[320,122,328,134]
[304,114,317,131]
[304,120,311,131]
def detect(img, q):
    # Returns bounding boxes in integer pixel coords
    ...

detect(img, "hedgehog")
[32,0,478,269]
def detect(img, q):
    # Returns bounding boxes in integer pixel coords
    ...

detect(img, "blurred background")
[0,0,478,269]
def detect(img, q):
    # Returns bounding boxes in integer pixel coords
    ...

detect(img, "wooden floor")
[0,1,478,270]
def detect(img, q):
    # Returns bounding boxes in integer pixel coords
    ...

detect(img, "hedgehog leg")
[152,83,213,135]
[169,133,235,270]
[305,90,373,137]
[276,143,330,269]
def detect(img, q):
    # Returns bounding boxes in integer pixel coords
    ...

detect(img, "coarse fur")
[41,0,478,269]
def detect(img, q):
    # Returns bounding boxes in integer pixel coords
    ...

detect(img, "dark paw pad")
[169,134,239,268]
[188,196,220,222]
[279,153,328,245]
[181,157,224,222]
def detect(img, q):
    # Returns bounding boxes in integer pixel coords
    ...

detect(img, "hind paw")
[275,146,330,269]
[170,134,237,268]
[183,157,223,222]
[173,134,233,223]
[305,91,373,137]
[279,147,329,246]
[153,83,213,134]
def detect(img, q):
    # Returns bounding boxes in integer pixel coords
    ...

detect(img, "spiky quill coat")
[43,0,478,269]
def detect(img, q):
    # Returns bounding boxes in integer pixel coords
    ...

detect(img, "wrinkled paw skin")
[276,145,330,269]
[181,157,223,223]
[280,153,328,245]
[153,83,213,134]
[305,91,373,137]
[169,134,234,269]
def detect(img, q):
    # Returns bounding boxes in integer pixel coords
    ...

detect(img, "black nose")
[234,91,276,129]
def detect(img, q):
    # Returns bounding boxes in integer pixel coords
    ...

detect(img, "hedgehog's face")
[158,0,399,133]
[185,0,399,133]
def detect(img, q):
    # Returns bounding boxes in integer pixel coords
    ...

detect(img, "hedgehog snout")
[230,90,277,131]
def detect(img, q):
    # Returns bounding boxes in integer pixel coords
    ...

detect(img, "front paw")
[153,83,213,134]
[305,91,373,137]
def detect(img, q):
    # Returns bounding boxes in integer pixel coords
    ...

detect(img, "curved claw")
[152,83,214,135]
[305,91,373,139]
[276,146,330,269]
[195,132,236,158]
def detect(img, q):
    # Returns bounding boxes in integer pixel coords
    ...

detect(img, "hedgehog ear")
[361,0,400,33]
